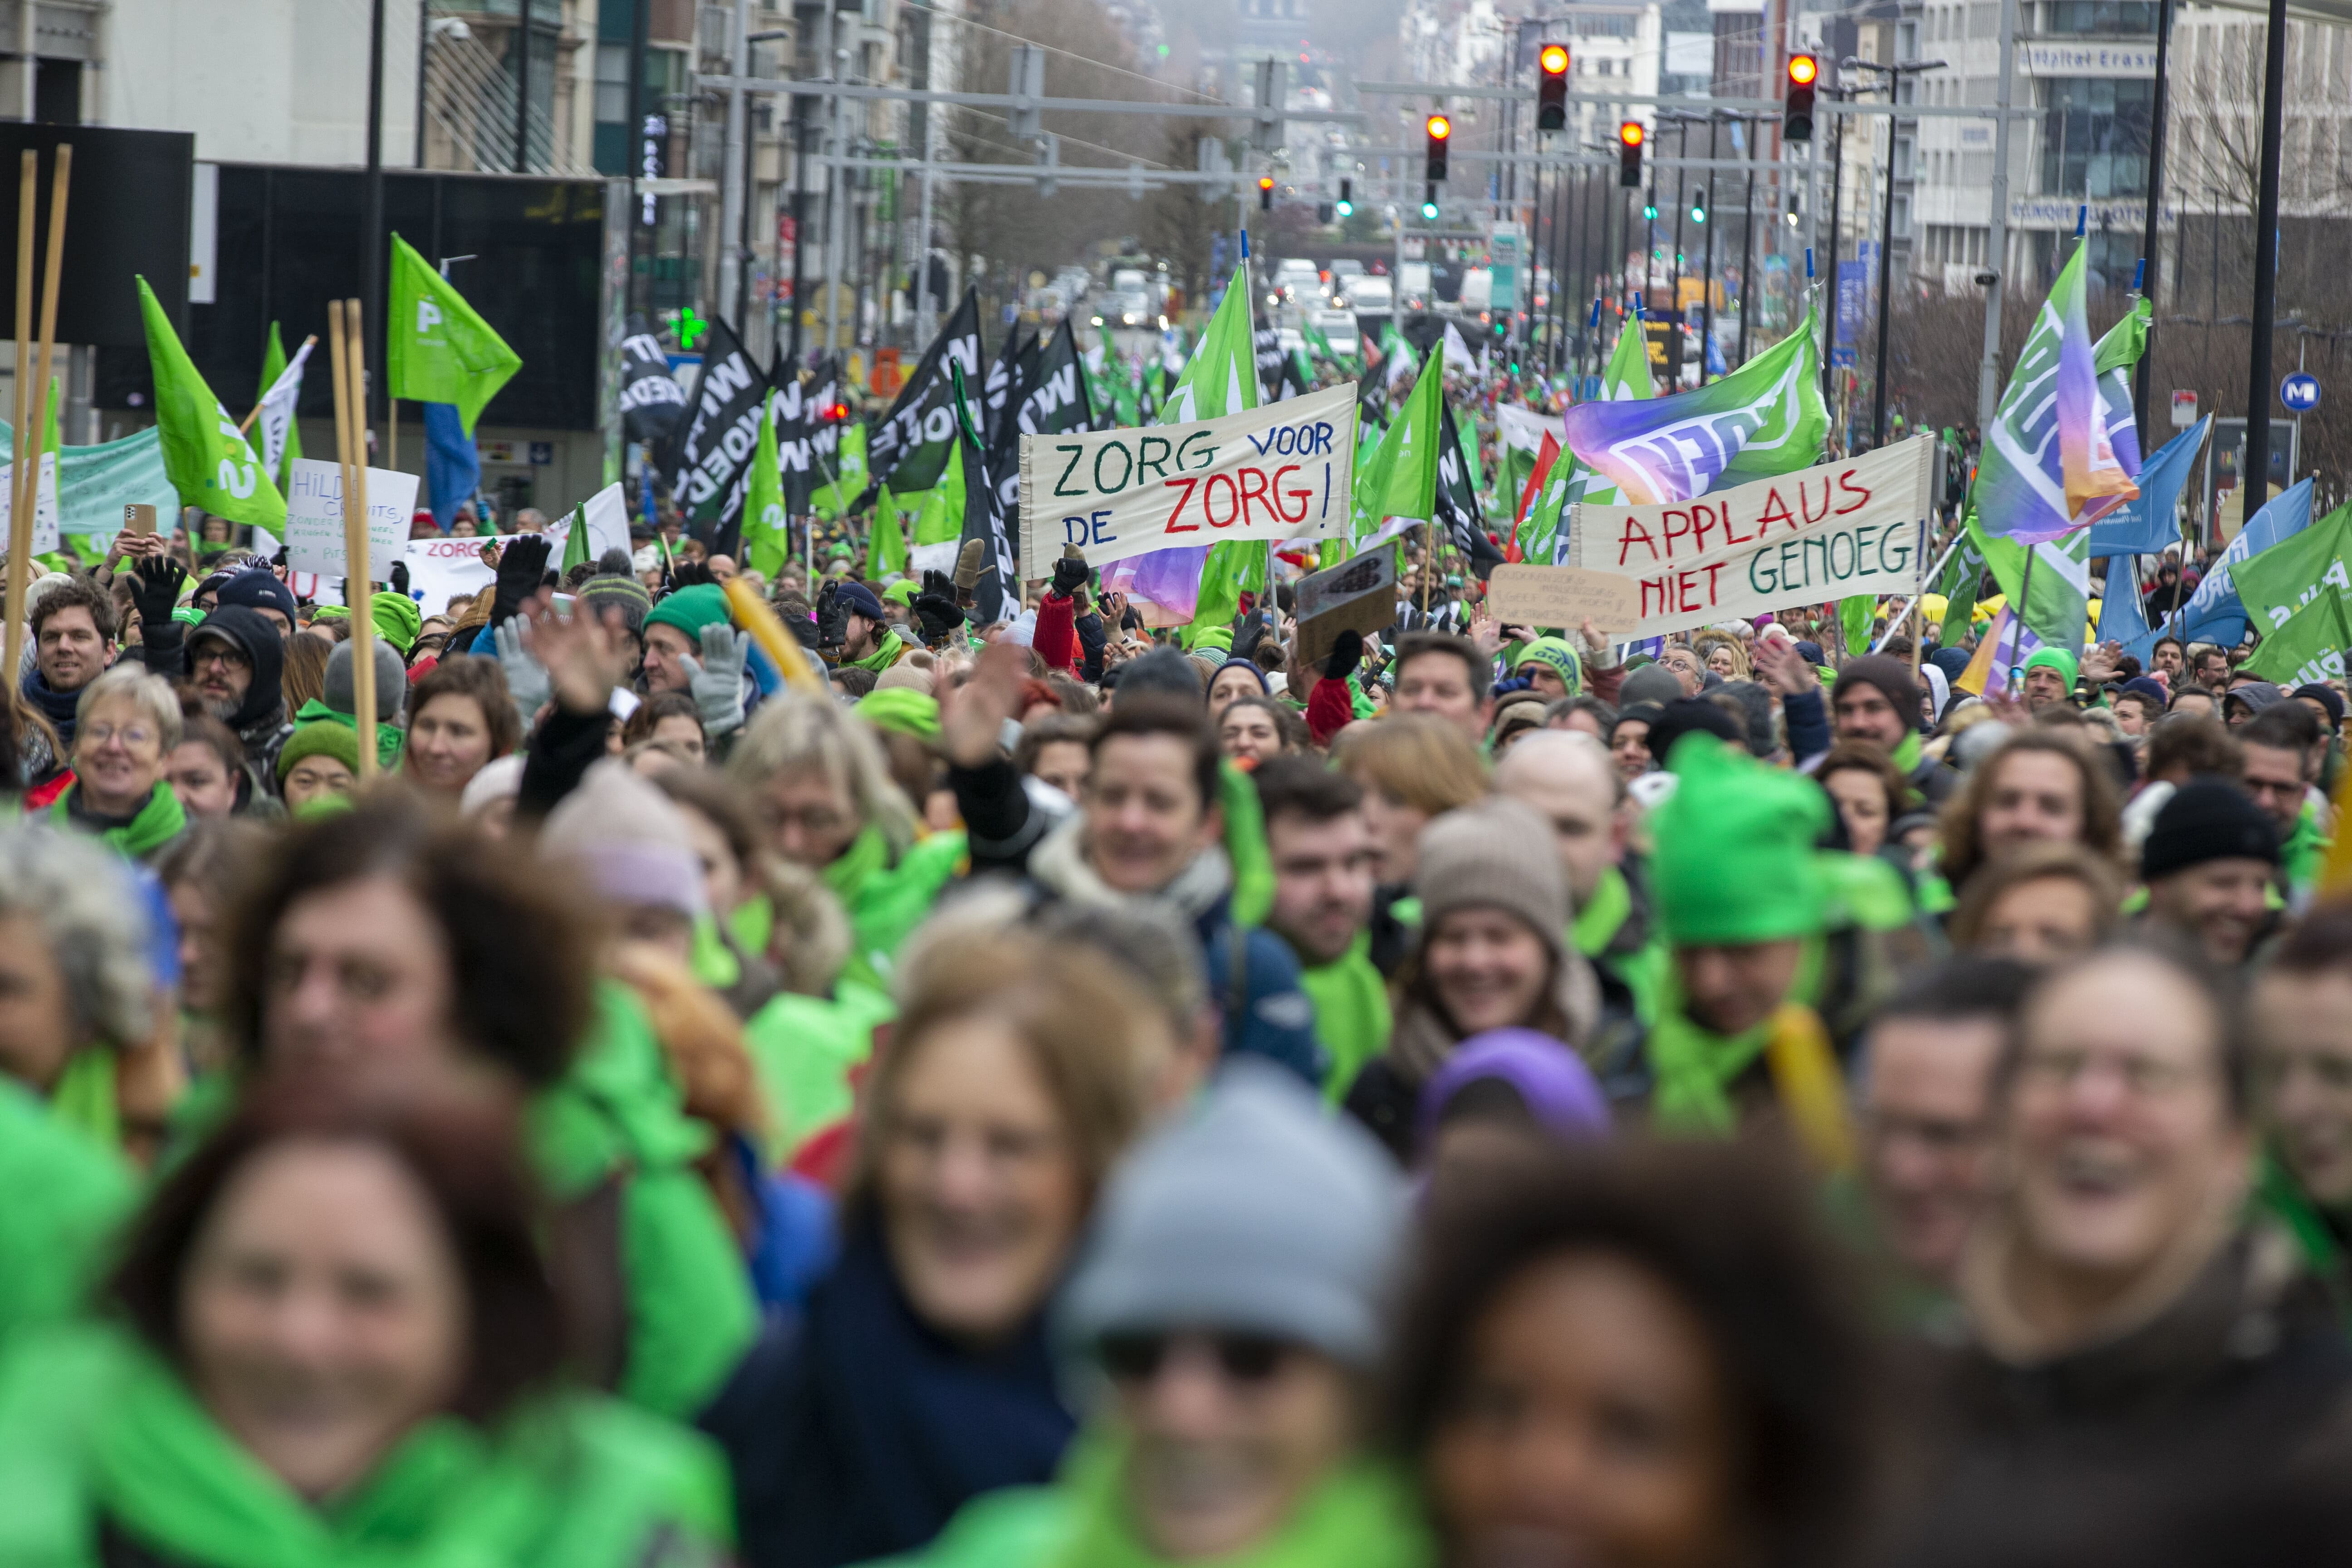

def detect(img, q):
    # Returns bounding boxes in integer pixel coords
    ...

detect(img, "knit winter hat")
[214,568,298,627]
[882,578,921,606]
[1058,1060,1404,1366]
[833,581,887,622]
[1648,732,1830,946]
[2141,775,2281,882]
[459,753,525,818]
[643,583,733,643]
[874,660,935,695]
[1832,655,1921,727]
[857,686,940,741]
[1617,662,1684,709]
[275,717,361,781]
[2020,646,2079,687]
[576,572,654,637]
[324,639,407,722]
[540,759,708,917]
[1415,796,1571,962]
[2293,682,2346,727]
[372,591,423,655]
[1515,636,1583,697]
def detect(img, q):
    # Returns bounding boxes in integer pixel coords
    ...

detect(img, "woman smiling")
[52,666,186,862]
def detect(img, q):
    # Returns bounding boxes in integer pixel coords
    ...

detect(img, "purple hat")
[1416,1029,1610,1152]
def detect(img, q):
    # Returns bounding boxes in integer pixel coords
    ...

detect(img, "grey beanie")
[1060,1061,1404,1366]
[1618,662,1685,709]
[324,638,407,722]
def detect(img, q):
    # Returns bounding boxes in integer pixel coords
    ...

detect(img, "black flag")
[865,288,983,500]
[1436,390,1504,580]
[951,362,1017,626]
[983,325,1027,446]
[975,317,1095,618]
[664,318,767,554]
[618,314,687,443]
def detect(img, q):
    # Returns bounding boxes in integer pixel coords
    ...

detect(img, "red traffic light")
[1787,52,1819,86]
[1426,113,1451,141]
[1539,44,1569,75]
[1618,119,1644,147]
[1258,175,1275,191]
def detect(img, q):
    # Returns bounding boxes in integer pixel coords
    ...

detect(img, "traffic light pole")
[1700,115,1719,385]
[1823,90,1844,425]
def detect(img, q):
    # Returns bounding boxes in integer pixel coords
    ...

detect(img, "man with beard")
[21,577,116,757]
[170,605,291,799]
[1253,755,1386,1102]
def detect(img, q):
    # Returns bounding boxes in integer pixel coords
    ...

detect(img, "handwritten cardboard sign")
[1568,437,1934,639]
[283,458,419,583]
[1293,546,1398,667]
[1484,564,1645,633]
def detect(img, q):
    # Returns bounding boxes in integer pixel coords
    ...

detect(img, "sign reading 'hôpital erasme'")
[1569,436,1934,640]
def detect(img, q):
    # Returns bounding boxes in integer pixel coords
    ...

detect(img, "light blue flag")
[2097,549,2152,646]
[2128,475,2314,657]
[2088,415,2208,556]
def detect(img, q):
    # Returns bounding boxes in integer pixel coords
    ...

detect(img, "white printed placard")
[1018,383,1357,577]
[0,452,62,554]
[283,458,421,583]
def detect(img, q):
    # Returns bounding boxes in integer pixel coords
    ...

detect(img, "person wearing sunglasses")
[892,1063,1422,1568]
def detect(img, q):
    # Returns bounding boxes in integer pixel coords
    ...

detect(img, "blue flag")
[2097,549,2152,646]
[425,402,480,529]
[2129,475,2314,656]
[2087,415,2208,556]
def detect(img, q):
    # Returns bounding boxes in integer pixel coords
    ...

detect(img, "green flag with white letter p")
[387,233,522,436]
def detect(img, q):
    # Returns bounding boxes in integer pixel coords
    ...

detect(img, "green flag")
[1518,445,1574,568]
[137,275,285,531]
[2237,498,2352,636]
[387,233,522,435]
[1842,595,1876,658]
[560,499,593,573]
[870,485,909,578]
[2244,588,2352,686]
[257,322,302,490]
[1935,532,1987,646]
[812,421,867,522]
[742,396,790,578]
[1355,358,1443,538]
[1302,318,1337,363]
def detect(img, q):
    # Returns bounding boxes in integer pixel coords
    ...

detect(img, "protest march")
[7,15,2352,1568]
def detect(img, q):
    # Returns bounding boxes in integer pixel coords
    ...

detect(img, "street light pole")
[1845,56,1942,448]
[2243,0,2288,506]
[2133,0,2176,438]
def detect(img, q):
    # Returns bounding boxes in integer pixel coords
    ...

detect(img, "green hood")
[1648,735,1828,946]
[0,1325,734,1568]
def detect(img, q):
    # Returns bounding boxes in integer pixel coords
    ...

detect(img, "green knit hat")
[373,591,423,654]
[1649,733,1829,946]
[882,578,921,606]
[857,686,940,740]
[644,583,733,642]
[2020,646,2079,686]
[1515,636,1583,697]
[276,718,362,782]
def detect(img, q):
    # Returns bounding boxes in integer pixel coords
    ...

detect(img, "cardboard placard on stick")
[1485,563,1644,633]
[1293,546,1397,668]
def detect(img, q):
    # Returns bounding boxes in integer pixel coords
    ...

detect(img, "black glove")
[1051,552,1089,600]
[129,556,185,633]
[671,560,717,589]
[1232,607,1268,663]
[815,580,850,649]
[489,534,553,627]
[389,560,411,598]
[914,589,966,643]
[1323,628,1364,681]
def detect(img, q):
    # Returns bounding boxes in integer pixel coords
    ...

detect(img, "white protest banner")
[1493,403,1565,456]
[0,453,61,554]
[402,532,504,616]
[573,481,632,562]
[1568,437,1934,640]
[1019,382,1356,577]
[284,458,420,583]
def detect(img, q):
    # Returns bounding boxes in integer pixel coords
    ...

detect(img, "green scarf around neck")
[52,782,184,860]
[822,822,893,906]
[0,1325,734,1568]
[1647,933,1826,1135]
[1571,864,1633,958]
[843,627,909,674]
[1298,931,1392,1103]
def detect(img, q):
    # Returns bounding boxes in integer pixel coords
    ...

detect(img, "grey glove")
[492,615,553,730]
[680,622,749,737]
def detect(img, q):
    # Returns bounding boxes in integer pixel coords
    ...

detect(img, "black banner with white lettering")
[664,318,766,552]
[864,288,983,500]
[618,313,687,444]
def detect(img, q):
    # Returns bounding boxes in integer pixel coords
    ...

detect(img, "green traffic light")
[1643,204,1656,220]
[1336,199,1353,216]
[1421,201,1439,220]
[1690,207,1706,223]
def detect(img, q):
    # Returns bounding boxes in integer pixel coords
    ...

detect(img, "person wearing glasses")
[50,666,186,862]
[874,1062,1420,1568]
[1883,943,2352,1568]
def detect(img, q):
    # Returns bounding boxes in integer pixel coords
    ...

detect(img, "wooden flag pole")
[387,397,397,475]
[327,303,362,766]
[3,150,34,702]
[342,299,378,779]
[23,144,70,576]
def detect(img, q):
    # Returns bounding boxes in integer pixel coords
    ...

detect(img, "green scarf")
[47,1048,119,1152]
[823,828,968,991]
[1646,934,1825,1135]
[0,1079,132,1348]
[0,1325,735,1568]
[741,979,896,1158]
[294,697,405,770]
[1891,728,1924,778]
[1298,931,1392,1104]
[893,1435,1431,1568]
[526,982,757,1419]
[50,782,184,861]
[2255,1151,2352,1331]
[843,627,910,674]
[1571,864,1633,958]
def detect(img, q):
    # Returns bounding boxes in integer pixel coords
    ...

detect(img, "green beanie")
[857,686,940,741]
[309,605,350,625]
[645,583,734,643]
[1649,733,1829,946]
[276,718,363,782]
[1515,636,1583,697]
[882,578,921,606]
[373,591,423,654]
[2020,646,2079,686]
[1190,624,1234,655]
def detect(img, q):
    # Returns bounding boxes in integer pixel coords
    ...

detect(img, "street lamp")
[1842,55,1945,449]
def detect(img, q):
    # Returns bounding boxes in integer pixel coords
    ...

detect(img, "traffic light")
[1425,113,1451,181]
[1617,119,1643,188]
[1537,44,1569,132]
[1421,184,1439,220]
[1690,185,1708,224]
[1335,178,1354,217]
[1259,175,1275,211]
[1785,53,1818,142]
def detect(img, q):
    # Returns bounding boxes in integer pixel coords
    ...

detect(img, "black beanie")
[1646,696,1746,762]
[2141,776,2281,882]
[1832,655,1922,728]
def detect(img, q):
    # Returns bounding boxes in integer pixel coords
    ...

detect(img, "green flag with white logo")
[137,275,285,530]
[387,233,523,436]
[743,395,790,578]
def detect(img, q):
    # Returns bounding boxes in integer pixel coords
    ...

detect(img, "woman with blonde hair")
[1331,713,1490,975]
[1693,628,1752,681]
[727,690,964,991]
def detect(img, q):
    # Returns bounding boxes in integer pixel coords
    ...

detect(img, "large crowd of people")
[2,519,2350,1568]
